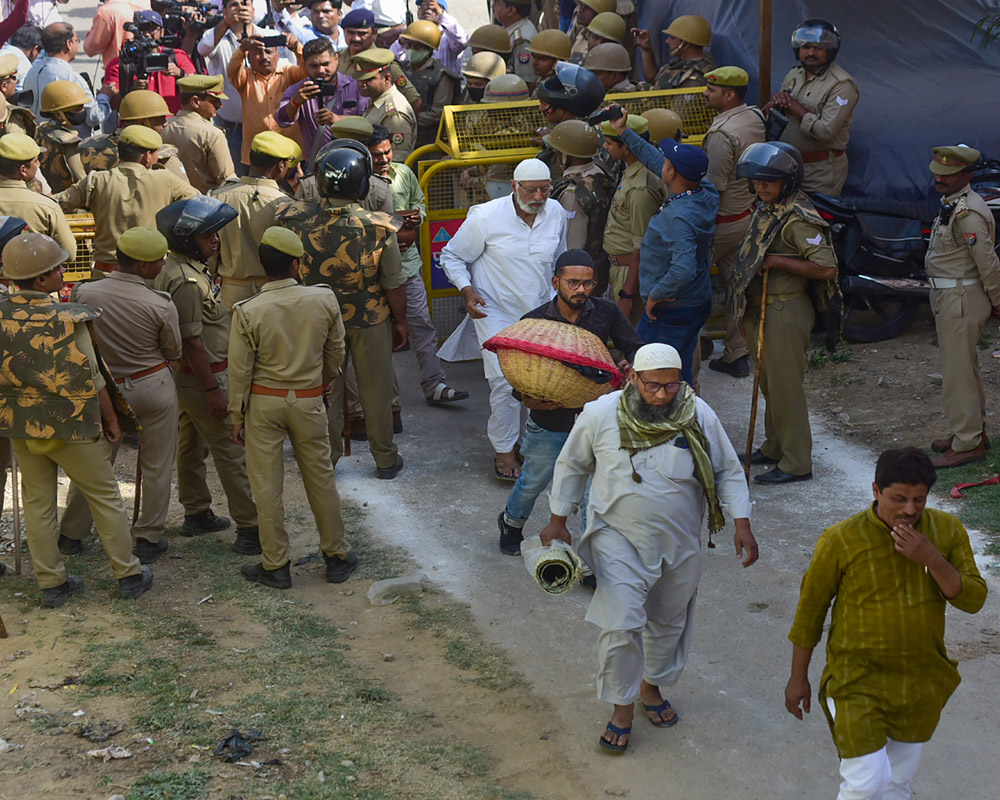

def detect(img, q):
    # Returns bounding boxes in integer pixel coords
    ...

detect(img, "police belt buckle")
[928,277,981,289]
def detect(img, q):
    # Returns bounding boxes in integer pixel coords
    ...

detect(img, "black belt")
[217,118,242,129]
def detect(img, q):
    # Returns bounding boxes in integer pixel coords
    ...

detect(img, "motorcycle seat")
[811,193,940,224]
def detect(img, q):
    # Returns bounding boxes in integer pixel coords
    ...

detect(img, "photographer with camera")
[275,37,366,160]
[104,11,197,113]
[83,0,138,68]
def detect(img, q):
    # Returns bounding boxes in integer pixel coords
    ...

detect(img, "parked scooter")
[810,157,1000,343]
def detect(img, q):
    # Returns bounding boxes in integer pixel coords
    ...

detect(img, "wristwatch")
[618,290,635,299]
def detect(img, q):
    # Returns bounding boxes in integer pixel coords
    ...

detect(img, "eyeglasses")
[561,278,596,289]
[516,182,550,197]
[640,380,681,394]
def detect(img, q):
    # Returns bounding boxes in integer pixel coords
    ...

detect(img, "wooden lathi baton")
[744,269,770,483]
[10,447,22,575]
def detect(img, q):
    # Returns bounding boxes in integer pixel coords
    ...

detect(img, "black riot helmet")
[791,18,841,62]
[156,196,238,260]
[737,141,804,200]
[0,216,29,257]
[535,62,606,118]
[316,140,371,201]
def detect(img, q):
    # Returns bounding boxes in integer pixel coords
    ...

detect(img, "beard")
[634,394,678,423]
[515,194,546,215]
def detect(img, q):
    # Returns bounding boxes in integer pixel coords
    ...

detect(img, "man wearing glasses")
[541,342,757,753]
[439,158,567,481]
[496,249,643,556]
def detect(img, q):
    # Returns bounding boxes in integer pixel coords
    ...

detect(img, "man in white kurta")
[541,343,758,752]
[438,158,567,479]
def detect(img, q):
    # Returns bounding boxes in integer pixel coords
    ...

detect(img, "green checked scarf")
[617,383,726,535]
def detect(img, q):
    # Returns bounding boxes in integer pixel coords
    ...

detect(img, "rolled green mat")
[521,535,585,595]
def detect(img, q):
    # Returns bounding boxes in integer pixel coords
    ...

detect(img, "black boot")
[231,527,262,555]
[181,509,231,537]
[133,538,168,564]
[119,566,154,600]
[708,355,750,378]
[497,512,523,556]
[241,561,292,589]
[41,576,84,608]
[58,534,83,555]
[324,552,359,583]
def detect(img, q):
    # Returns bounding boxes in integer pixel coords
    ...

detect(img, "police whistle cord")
[744,269,770,484]
[950,474,1000,499]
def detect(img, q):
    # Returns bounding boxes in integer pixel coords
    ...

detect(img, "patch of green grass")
[126,770,210,800]
[808,339,853,368]
[941,446,1000,542]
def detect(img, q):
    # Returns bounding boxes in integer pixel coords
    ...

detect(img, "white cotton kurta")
[549,390,751,704]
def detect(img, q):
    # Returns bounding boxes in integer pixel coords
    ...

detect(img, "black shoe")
[57,534,83,555]
[231,527,262,555]
[497,512,523,556]
[119,566,154,600]
[41,576,84,608]
[393,410,403,434]
[241,561,292,589]
[0,562,6,577]
[708,355,750,378]
[580,574,597,591]
[740,448,780,466]
[754,467,813,485]
[348,417,368,442]
[133,538,168,564]
[181,509,231,537]
[375,456,404,480]
[699,335,714,360]
[324,552,359,583]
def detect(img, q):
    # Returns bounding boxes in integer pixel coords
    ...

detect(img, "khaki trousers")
[0,437,8,503]
[932,285,991,451]
[176,371,258,529]
[61,369,179,543]
[712,216,753,362]
[245,393,349,570]
[802,155,849,197]
[608,264,643,327]
[328,321,398,469]
[745,293,815,476]
[220,277,267,313]
[12,437,141,589]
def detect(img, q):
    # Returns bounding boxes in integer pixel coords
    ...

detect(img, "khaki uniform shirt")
[703,103,766,217]
[602,159,665,255]
[154,252,232,364]
[209,176,289,280]
[162,109,236,194]
[227,278,346,422]
[363,84,417,162]
[557,161,605,251]
[338,49,422,110]
[55,162,199,263]
[779,63,859,155]
[748,215,838,301]
[73,271,182,378]
[506,16,538,84]
[294,172,394,212]
[926,185,1000,305]
[0,178,77,260]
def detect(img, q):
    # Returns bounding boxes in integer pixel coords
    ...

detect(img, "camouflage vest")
[551,168,615,292]
[651,54,716,90]
[0,294,102,440]
[36,120,81,193]
[79,132,179,174]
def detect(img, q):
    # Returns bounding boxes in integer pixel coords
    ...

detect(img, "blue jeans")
[637,298,713,384]
[217,118,246,176]
[504,420,568,528]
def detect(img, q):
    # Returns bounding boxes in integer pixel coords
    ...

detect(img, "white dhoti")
[579,527,701,705]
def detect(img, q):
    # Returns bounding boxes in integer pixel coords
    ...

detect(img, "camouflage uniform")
[551,161,614,295]
[640,54,716,90]
[78,132,190,182]
[0,291,141,588]
[404,58,460,146]
[36,119,85,194]
[273,197,406,470]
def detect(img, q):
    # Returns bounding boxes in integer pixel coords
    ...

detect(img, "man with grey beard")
[540,343,758,753]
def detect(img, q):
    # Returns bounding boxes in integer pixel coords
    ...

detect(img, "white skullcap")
[633,343,682,372]
[513,158,550,182]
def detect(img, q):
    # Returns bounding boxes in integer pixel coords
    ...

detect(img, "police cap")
[177,74,228,99]
[341,8,375,29]
[327,115,374,142]
[705,66,749,88]
[261,226,304,257]
[118,227,169,262]
[0,54,18,80]
[929,145,980,176]
[119,124,162,150]
[0,132,41,161]
[600,113,648,139]
[251,130,297,159]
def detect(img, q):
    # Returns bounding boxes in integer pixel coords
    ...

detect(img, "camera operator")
[104,11,197,113]
[275,37,366,159]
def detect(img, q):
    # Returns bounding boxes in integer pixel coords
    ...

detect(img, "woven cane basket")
[483,318,624,407]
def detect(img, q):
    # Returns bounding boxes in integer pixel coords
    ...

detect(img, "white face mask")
[405,46,432,65]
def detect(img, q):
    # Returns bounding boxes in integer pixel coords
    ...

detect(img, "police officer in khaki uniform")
[568,0,615,63]
[398,20,460,146]
[229,226,358,589]
[728,142,838,485]
[0,54,18,99]
[61,228,182,564]
[924,145,1000,468]
[493,0,538,87]
[162,75,237,195]
[585,42,634,93]
[635,15,716,90]
[601,114,665,326]
[210,131,296,311]
[764,19,859,196]
[526,29,571,98]
[154,196,261,551]
[702,67,766,378]
[0,232,152,607]
[0,56,34,139]
[55,126,198,271]
[354,48,418,162]
[0,134,76,259]
[339,8,423,113]
[35,81,87,193]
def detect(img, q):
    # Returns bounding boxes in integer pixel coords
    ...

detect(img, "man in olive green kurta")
[786,447,987,800]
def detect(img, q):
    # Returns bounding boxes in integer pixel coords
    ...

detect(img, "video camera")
[120,22,171,84]
[159,0,224,37]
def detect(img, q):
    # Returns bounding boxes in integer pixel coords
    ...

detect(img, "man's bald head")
[42,23,76,58]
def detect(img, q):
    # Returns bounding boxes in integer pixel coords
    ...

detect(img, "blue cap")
[422,0,448,8]
[342,8,375,29]
[658,140,709,181]
[135,9,163,26]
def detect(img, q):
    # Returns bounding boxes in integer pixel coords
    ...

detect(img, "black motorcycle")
[810,158,1000,343]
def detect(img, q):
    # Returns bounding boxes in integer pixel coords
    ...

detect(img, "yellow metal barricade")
[64,213,96,285]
